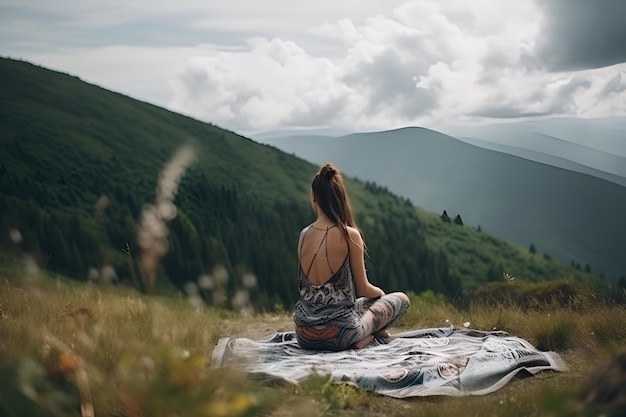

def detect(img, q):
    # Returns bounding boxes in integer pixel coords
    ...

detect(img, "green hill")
[0,57,596,309]
[263,128,626,280]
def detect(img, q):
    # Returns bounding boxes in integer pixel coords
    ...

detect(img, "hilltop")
[0,57,597,308]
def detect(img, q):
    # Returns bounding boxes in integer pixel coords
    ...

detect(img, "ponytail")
[312,163,356,227]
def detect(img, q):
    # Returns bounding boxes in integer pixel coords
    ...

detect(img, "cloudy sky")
[2,0,626,136]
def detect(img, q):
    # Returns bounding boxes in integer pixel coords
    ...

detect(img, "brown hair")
[311,162,356,228]
[312,163,367,253]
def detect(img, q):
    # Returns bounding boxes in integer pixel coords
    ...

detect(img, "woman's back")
[294,162,410,351]
[299,224,349,286]
[295,223,357,329]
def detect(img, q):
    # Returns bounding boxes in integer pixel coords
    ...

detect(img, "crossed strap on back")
[300,224,338,278]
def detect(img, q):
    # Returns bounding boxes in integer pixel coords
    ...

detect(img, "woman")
[294,163,410,351]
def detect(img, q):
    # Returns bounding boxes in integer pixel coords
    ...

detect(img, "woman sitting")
[294,163,410,351]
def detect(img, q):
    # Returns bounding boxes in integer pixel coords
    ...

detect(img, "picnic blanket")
[211,327,567,398]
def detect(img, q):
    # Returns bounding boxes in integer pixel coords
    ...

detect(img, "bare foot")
[352,335,374,349]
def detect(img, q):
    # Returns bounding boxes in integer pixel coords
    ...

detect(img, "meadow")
[3,56,625,417]
[1,252,625,417]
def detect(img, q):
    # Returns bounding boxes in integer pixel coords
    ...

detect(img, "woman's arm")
[347,227,385,299]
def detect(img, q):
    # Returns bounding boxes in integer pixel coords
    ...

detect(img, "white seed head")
[9,229,22,244]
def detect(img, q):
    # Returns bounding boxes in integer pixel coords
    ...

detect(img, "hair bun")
[321,163,337,178]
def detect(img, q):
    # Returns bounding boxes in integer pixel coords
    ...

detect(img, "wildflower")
[463,322,470,328]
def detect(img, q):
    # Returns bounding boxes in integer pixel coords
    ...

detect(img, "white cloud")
[169,39,352,131]
[169,0,624,133]
[2,0,625,135]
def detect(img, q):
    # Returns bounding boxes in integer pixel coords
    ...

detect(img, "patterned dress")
[294,225,409,351]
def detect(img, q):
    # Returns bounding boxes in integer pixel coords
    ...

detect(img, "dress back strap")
[301,224,337,278]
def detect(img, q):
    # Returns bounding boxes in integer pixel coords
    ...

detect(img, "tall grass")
[4,263,624,417]
[0,261,289,417]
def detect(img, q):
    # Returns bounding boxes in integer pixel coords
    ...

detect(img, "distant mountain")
[262,127,626,279]
[439,117,626,185]
[454,136,626,187]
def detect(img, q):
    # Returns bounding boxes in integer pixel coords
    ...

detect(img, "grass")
[2,253,625,417]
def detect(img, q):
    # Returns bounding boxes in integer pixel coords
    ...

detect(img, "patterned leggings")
[295,292,410,351]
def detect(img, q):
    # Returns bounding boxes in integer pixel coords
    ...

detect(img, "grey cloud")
[175,64,262,130]
[601,72,626,95]
[551,77,592,112]
[534,0,626,71]
[0,3,254,49]
[287,96,349,127]
[518,50,543,72]
[472,77,591,119]
[559,77,591,96]
[470,107,550,119]
[177,67,216,100]
[478,51,519,85]
[342,48,439,118]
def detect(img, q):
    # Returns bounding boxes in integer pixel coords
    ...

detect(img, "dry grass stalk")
[137,145,196,292]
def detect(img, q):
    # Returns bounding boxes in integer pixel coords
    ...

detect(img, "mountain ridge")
[457,135,626,187]
[264,127,626,279]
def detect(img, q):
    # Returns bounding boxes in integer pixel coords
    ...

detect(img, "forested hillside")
[263,128,626,279]
[0,58,461,309]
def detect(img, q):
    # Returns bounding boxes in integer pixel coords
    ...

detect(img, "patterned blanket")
[212,327,567,398]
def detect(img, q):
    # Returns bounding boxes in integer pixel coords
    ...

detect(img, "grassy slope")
[1,254,625,417]
[0,58,312,207]
[415,207,593,291]
[0,57,597,299]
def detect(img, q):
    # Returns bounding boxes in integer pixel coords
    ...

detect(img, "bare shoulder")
[299,225,313,237]
[345,226,364,246]
[297,226,310,246]
[345,226,361,238]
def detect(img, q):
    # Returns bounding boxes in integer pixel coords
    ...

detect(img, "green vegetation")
[0,57,458,309]
[1,255,625,417]
[1,57,602,312]
[416,207,597,295]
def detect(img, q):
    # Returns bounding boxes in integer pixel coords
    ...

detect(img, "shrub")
[472,278,592,310]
